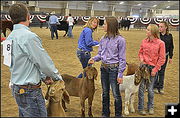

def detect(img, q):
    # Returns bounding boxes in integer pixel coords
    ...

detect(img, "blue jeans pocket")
[14,89,28,105]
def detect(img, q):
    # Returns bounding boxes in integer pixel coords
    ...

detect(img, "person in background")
[89,17,126,117]
[138,24,165,115]
[40,12,45,28]
[154,21,174,94]
[49,11,60,40]
[7,3,63,117]
[66,13,74,38]
[46,13,50,29]
[76,17,99,78]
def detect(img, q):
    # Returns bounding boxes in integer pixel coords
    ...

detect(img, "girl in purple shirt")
[89,17,126,117]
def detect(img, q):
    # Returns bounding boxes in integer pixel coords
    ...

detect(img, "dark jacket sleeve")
[169,34,174,59]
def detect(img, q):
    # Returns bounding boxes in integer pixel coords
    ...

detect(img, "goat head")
[83,66,98,80]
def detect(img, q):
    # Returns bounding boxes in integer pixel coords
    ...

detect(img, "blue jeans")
[100,66,122,117]
[50,24,58,39]
[154,56,168,90]
[11,85,47,117]
[67,26,73,38]
[46,21,50,28]
[76,49,91,78]
[138,73,157,110]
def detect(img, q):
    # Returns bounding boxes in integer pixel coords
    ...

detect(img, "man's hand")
[117,78,123,84]
[43,77,54,85]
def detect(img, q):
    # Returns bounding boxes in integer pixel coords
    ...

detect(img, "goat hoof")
[89,114,93,117]
[81,115,85,117]
[130,109,135,113]
[64,108,68,112]
[124,110,129,115]
[81,113,85,117]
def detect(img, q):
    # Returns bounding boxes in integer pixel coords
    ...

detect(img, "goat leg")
[80,98,85,117]
[124,89,130,115]
[130,94,135,113]
[63,30,67,37]
[124,101,129,115]
[62,100,67,112]
[88,97,93,117]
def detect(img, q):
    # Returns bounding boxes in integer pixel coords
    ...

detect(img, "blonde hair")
[83,17,99,30]
[148,24,159,39]
[159,21,170,35]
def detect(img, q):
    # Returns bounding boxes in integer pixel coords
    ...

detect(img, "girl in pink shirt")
[138,24,165,115]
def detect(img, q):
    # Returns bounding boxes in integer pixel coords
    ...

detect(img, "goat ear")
[94,71,98,80]
[84,67,88,72]
[45,86,50,100]
[62,90,70,104]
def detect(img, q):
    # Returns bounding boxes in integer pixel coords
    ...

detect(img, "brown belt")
[101,62,119,68]
[77,48,90,54]
[19,83,41,89]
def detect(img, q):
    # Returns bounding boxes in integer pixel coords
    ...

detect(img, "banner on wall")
[2,14,179,26]
[168,18,179,26]
[36,15,46,22]
[139,17,151,25]
[153,17,167,25]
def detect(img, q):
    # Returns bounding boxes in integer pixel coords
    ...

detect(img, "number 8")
[7,44,11,51]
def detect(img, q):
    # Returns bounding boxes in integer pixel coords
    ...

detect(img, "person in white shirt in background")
[66,14,74,38]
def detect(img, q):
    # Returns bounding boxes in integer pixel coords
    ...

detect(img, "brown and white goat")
[45,80,70,117]
[61,66,98,117]
[126,62,139,76]
[120,65,150,115]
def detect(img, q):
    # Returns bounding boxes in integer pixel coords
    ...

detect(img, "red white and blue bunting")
[168,18,179,26]
[4,15,11,21]
[1,14,179,26]
[139,17,151,25]
[97,16,105,20]
[57,16,65,21]
[36,15,46,22]
[73,16,79,21]
[81,16,91,22]
[154,18,167,25]
[30,15,34,22]
[127,17,138,24]
[4,15,35,22]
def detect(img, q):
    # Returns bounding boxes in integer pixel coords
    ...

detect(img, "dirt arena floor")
[1,26,179,117]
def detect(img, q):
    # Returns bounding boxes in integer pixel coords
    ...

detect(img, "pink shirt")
[138,38,166,73]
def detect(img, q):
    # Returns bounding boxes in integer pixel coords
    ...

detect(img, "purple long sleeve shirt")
[92,35,126,78]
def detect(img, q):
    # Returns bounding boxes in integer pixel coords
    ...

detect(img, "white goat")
[120,66,150,115]
[120,74,139,115]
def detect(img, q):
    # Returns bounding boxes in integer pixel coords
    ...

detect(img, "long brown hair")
[105,17,120,38]
[83,17,99,30]
[159,21,170,35]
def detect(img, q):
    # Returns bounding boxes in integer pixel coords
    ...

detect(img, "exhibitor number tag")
[3,40,12,67]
